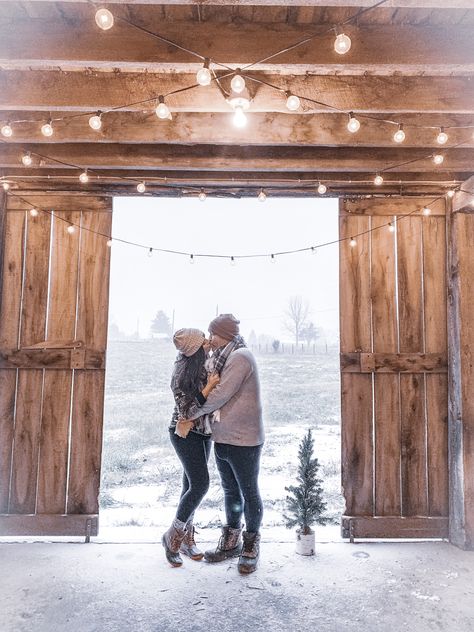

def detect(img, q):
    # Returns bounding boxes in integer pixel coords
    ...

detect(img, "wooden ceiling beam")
[0,1,471,7]
[1,143,473,172]
[1,20,472,76]
[1,70,473,114]
[2,111,473,148]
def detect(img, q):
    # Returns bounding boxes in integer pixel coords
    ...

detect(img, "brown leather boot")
[180,523,204,561]
[237,531,260,574]
[162,519,186,567]
[204,526,242,563]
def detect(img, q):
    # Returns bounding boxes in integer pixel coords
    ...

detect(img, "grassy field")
[101,339,344,529]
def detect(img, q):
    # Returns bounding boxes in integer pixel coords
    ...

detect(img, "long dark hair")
[177,345,206,399]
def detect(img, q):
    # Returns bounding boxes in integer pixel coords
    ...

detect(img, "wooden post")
[447,178,474,550]
[0,189,6,322]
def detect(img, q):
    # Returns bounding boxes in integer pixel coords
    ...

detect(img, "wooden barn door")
[339,197,449,539]
[0,192,112,536]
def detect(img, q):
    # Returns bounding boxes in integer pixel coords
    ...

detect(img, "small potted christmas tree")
[284,429,328,555]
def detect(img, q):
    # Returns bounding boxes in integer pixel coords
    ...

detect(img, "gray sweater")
[187,348,264,447]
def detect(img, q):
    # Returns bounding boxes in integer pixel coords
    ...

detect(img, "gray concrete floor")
[1,529,474,632]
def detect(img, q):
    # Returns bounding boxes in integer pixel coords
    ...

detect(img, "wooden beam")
[1,20,473,76]
[1,70,474,114]
[340,352,447,373]
[0,1,471,7]
[2,111,474,147]
[0,514,98,536]
[341,516,448,539]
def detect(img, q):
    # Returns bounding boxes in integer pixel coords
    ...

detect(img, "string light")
[89,112,102,130]
[1,123,12,137]
[447,189,455,198]
[334,32,352,55]
[317,183,327,195]
[29,208,39,217]
[311,247,317,255]
[233,105,247,128]
[137,182,146,193]
[189,254,195,265]
[230,256,236,266]
[95,8,114,30]
[79,169,89,183]
[198,189,206,202]
[347,112,360,133]
[258,189,267,202]
[2,182,10,191]
[230,72,245,94]
[285,93,301,111]
[437,128,448,145]
[107,239,113,247]
[270,254,276,263]
[374,174,384,186]
[21,152,32,167]
[388,222,395,233]
[422,206,431,216]
[156,96,171,120]
[67,224,76,234]
[349,237,357,247]
[148,247,153,257]
[432,154,444,165]
[196,60,211,86]
[393,124,406,144]
[41,120,54,137]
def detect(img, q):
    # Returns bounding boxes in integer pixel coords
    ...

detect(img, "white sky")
[109,196,340,342]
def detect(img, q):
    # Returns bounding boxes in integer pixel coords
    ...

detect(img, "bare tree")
[284,296,310,345]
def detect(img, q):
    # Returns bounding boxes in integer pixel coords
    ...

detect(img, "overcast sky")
[109,196,339,343]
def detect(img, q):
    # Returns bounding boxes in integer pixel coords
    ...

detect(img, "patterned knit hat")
[173,328,205,357]
[208,314,240,341]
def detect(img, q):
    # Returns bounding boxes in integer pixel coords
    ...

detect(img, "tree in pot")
[284,429,328,555]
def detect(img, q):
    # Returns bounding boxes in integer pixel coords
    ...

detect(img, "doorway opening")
[101,196,343,533]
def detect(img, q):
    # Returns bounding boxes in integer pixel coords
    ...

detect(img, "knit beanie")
[173,328,205,357]
[208,314,240,341]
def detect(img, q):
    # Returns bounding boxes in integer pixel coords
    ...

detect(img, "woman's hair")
[177,345,206,401]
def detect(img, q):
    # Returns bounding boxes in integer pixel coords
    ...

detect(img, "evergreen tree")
[284,429,328,534]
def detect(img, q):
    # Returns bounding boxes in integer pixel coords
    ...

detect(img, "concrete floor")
[1,529,474,632]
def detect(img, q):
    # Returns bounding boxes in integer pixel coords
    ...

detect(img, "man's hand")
[175,419,194,438]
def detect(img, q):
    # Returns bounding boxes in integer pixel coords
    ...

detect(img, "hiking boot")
[237,531,260,574]
[204,525,242,563]
[180,523,204,561]
[162,518,186,567]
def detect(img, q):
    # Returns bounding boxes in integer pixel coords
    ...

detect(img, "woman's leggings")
[169,428,212,524]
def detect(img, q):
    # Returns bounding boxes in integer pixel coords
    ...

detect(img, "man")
[177,313,264,574]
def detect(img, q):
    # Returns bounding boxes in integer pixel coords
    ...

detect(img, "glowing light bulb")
[334,32,351,55]
[317,183,327,195]
[233,106,247,128]
[156,99,171,120]
[447,189,455,198]
[347,113,360,133]
[22,152,32,166]
[1,123,12,137]
[107,239,113,248]
[433,154,444,165]
[388,222,395,233]
[349,237,357,247]
[258,189,267,202]
[231,73,245,94]
[286,94,300,111]
[393,125,406,143]
[148,248,153,258]
[422,207,431,216]
[189,254,195,265]
[270,254,276,263]
[230,256,236,267]
[95,8,114,30]
[137,182,146,193]
[29,208,39,217]
[89,113,102,130]
[437,128,448,145]
[311,247,317,256]
[41,121,53,137]
[198,189,206,202]
[79,170,89,183]
[2,182,10,191]
[67,225,76,234]
[196,63,211,87]
[374,174,384,186]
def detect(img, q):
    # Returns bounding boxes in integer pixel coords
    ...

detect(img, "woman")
[162,327,220,567]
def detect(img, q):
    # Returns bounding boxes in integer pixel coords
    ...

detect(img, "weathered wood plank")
[341,352,447,372]
[426,374,448,517]
[0,514,98,536]
[6,194,111,212]
[0,210,25,348]
[0,0,471,7]
[341,516,449,539]
[0,348,105,369]
[343,197,446,216]
[398,217,424,352]
[0,370,16,513]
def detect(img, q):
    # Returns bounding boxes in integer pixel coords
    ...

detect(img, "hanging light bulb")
[1,123,12,137]
[437,128,448,145]
[231,72,245,94]
[432,154,444,165]
[388,222,395,233]
[107,239,113,247]
[447,189,455,198]
[21,152,33,167]
[310,247,317,255]
[230,256,236,267]
[95,8,114,30]
[156,96,171,120]
[349,237,357,247]
[285,93,300,111]
[233,105,247,128]
[147,247,153,258]
[89,112,102,130]
[137,182,146,193]
[347,112,360,133]
[334,32,352,55]
[67,224,76,234]
[41,120,53,137]
[374,174,384,186]
[393,124,406,144]
[258,189,267,202]
[29,208,39,217]
[317,183,327,195]
[422,206,431,216]
[79,170,89,183]
[189,254,195,265]
[2,182,10,191]
[198,189,206,202]
[196,60,211,86]
[270,254,276,263]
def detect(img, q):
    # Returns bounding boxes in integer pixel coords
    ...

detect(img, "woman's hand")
[175,419,194,438]
[202,373,220,398]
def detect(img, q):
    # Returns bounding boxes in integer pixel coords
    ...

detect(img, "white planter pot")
[295,528,315,556]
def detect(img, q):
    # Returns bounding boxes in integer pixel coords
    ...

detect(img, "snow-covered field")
[101,340,344,529]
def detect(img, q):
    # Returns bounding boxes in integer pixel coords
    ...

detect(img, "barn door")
[339,197,449,539]
[0,192,112,536]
